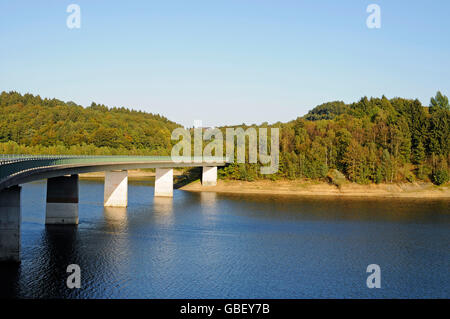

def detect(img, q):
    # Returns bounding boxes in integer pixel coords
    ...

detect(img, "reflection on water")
[103,207,128,230]
[0,263,20,298]
[0,180,449,298]
[200,192,217,207]
[153,197,174,225]
[40,225,81,298]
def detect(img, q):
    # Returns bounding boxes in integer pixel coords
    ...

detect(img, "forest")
[0,90,449,185]
[220,92,449,185]
[0,91,179,155]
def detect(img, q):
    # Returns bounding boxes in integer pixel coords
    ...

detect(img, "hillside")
[0,91,180,155]
[219,92,449,185]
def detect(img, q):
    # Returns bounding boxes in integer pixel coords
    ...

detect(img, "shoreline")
[180,179,450,199]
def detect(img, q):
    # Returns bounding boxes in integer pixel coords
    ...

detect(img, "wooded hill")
[220,92,449,185]
[0,91,179,155]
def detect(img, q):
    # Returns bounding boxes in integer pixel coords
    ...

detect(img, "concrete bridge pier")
[104,170,128,207]
[46,175,79,225]
[155,168,173,197]
[0,186,21,263]
[202,166,217,186]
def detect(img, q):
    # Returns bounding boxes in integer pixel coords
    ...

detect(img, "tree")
[412,141,426,165]
[343,140,369,183]
[381,149,394,183]
[430,91,449,113]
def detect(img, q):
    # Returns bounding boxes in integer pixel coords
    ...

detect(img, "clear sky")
[1,1,449,127]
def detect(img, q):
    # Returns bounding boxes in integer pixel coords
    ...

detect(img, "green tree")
[430,91,449,113]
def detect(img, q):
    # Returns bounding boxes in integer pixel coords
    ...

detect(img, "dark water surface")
[1,179,449,298]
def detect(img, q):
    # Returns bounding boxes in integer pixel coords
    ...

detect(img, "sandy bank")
[180,179,450,199]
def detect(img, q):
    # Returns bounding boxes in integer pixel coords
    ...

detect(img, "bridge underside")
[0,161,221,263]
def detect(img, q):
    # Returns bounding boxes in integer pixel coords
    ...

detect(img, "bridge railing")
[0,155,167,182]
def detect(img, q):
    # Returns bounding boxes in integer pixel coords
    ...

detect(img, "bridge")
[0,155,225,263]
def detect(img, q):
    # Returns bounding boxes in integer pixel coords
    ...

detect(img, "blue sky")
[1,0,449,127]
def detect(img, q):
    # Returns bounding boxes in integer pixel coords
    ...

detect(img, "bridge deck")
[0,155,226,190]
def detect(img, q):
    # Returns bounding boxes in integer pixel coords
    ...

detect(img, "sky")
[1,0,449,127]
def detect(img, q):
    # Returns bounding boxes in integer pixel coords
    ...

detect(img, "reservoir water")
[0,179,449,298]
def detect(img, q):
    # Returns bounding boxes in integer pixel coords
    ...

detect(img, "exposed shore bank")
[181,179,450,199]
